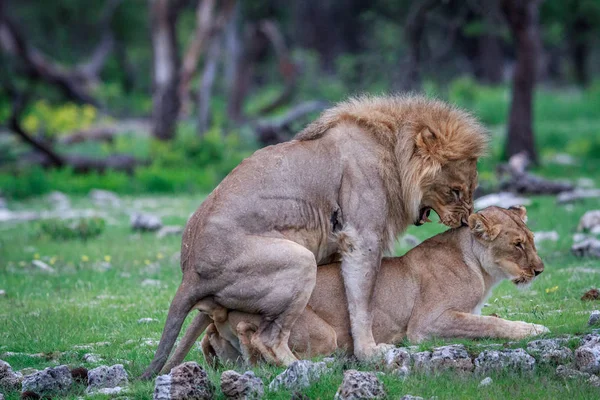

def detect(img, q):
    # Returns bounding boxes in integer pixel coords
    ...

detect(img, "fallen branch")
[253,100,328,145]
[58,127,119,145]
[497,152,573,195]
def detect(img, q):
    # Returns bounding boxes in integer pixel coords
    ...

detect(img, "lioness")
[194,206,548,365]
[142,95,487,378]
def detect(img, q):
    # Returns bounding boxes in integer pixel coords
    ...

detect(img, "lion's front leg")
[422,311,549,341]
[338,226,389,361]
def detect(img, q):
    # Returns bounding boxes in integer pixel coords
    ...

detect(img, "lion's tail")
[140,281,208,380]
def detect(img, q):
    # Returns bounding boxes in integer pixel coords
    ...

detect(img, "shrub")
[38,217,106,241]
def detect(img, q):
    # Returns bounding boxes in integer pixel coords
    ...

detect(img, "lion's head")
[468,205,544,286]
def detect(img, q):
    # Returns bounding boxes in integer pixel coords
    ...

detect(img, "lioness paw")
[511,321,550,339]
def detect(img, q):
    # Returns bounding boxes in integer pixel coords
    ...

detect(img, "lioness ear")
[508,205,528,223]
[415,127,446,158]
[468,214,501,241]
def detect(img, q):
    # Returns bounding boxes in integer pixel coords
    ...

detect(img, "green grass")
[2,87,600,398]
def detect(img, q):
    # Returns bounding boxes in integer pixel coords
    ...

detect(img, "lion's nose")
[461,216,469,227]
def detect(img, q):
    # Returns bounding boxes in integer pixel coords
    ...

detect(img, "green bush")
[38,217,106,241]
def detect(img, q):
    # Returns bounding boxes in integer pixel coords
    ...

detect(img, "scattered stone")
[0,359,23,391]
[83,353,102,363]
[0,196,6,210]
[582,289,600,301]
[141,279,162,287]
[334,370,385,400]
[323,357,336,365]
[154,361,214,400]
[547,153,578,166]
[89,190,120,207]
[411,351,432,372]
[573,233,589,243]
[589,311,600,326]
[578,210,600,232]
[575,341,600,374]
[0,392,3,400]
[474,192,531,210]
[385,348,412,377]
[556,365,600,387]
[478,377,493,387]
[429,344,474,373]
[526,339,572,364]
[580,333,600,348]
[401,234,420,248]
[220,370,264,400]
[474,349,535,374]
[0,289,6,296]
[0,209,38,223]
[269,360,329,392]
[399,396,423,400]
[577,177,595,188]
[47,191,71,210]
[86,364,128,393]
[131,213,163,232]
[571,238,600,258]
[31,260,55,273]
[157,225,184,239]
[557,189,600,204]
[21,365,73,396]
[533,231,559,244]
[94,386,124,395]
[138,317,159,324]
[19,369,39,377]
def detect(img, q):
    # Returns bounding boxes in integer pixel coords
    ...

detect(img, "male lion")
[194,206,549,366]
[142,95,487,378]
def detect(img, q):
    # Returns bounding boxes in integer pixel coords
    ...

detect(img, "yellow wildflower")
[545,286,559,294]
[144,259,151,265]
[104,255,111,263]
[81,255,89,262]
[49,257,57,265]
[34,253,40,260]
[157,253,164,260]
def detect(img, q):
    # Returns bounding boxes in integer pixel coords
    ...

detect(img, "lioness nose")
[534,269,542,276]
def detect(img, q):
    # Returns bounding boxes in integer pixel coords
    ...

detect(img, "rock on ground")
[429,344,474,373]
[385,348,412,377]
[86,364,128,393]
[589,311,600,326]
[157,225,184,239]
[399,396,424,400]
[131,213,163,231]
[474,192,531,210]
[533,231,559,245]
[474,349,535,374]
[411,351,432,372]
[83,353,102,363]
[269,360,329,392]
[557,189,600,204]
[0,359,23,391]
[90,189,121,207]
[154,361,214,400]
[571,238,600,258]
[21,365,73,396]
[47,191,71,210]
[334,370,385,400]
[138,318,159,324]
[578,210,600,232]
[478,377,493,387]
[574,341,600,374]
[93,386,125,395]
[220,370,264,400]
[526,339,573,365]
[556,365,600,387]
[31,260,55,273]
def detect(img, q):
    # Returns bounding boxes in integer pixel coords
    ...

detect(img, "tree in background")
[502,0,543,163]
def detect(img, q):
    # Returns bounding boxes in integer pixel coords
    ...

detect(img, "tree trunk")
[478,34,504,84]
[401,0,437,91]
[197,34,221,136]
[570,16,591,87]
[502,0,543,163]
[150,0,182,141]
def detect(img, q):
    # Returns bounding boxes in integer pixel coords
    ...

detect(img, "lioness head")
[468,205,544,286]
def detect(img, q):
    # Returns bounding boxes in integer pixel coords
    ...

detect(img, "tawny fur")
[198,206,549,365]
[142,94,488,378]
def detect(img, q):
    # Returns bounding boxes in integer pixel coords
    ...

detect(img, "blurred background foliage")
[0,0,599,199]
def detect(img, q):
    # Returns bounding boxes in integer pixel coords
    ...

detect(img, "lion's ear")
[508,205,528,223]
[415,127,447,160]
[468,214,500,241]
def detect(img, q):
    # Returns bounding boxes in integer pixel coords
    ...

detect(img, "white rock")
[385,348,412,377]
[577,178,595,188]
[526,338,572,364]
[572,238,600,258]
[475,192,531,210]
[22,365,73,395]
[334,370,385,400]
[0,359,23,391]
[573,233,589,243]
[94,386,124,395]
[269,360,329,391]
[429,344,474,373]
[32,260,55,273]
[578,210,600,232]
[90,189,121,207]
[47,191,71,211]
[153,362,213,400]
[138,318,159,324]
[534,231,559,244]
[478,377,493,387]
[86,364,128,393]
[157,225,184,239]
[575,342,600,374]
[220,370,264,400]
[131,213,163,232]
[0,290,5,297]
[558,189,600,204]
[590,311,600,326]
[474,349,535,374]
[141,279,162,287]
[83,353,103,363]
[547,153,578,166]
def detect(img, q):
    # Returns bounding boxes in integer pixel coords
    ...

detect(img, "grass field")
[2,89,600,399]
